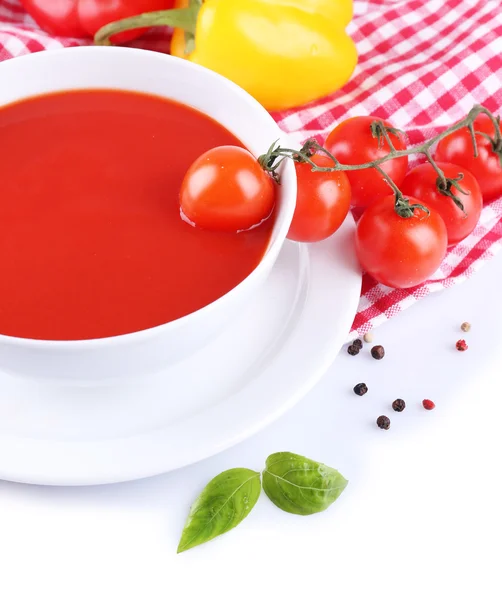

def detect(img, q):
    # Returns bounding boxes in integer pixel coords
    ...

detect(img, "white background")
[1,255,501,600]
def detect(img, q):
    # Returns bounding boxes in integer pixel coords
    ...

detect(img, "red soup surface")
[0,90,275,341]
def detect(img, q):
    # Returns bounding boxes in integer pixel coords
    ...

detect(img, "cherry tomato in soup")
[287,155,351,242]
[435,113,502,202]
[180,146,276,233]
[355,195,448,288]
[401,162,482,246]
[324,116,408,209]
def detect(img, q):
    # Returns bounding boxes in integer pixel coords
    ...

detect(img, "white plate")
[0,218,361,485]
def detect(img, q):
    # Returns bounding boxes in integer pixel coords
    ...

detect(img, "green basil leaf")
[263,452,348,516]
[177,468,261,553]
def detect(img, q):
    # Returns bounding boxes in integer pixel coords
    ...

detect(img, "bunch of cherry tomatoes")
[180,112,502,289]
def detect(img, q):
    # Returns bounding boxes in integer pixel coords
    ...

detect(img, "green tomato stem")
[94,0,202,46]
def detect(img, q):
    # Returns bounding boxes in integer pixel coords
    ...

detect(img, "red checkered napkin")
[1,0,502,338]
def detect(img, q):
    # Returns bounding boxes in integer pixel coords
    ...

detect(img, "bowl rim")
[0,46,297,348]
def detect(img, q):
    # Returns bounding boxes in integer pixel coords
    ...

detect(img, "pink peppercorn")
[456,339,468,352]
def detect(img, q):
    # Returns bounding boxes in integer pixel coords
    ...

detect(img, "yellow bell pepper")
[95,0,358,111]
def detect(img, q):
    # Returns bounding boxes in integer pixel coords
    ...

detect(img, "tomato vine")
[258,104,502,218]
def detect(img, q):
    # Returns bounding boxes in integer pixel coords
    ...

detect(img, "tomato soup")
[0,90,275,341]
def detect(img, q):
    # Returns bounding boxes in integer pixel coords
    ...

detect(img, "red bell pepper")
[21,0,175,41]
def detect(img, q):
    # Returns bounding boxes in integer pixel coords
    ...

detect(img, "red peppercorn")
[422,399,435,410]
[456,339,468,352]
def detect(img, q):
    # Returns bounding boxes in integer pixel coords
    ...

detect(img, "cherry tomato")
[21,0,174,42]
[355,195,448,288]
[180,146,276,233]
[324,116,408,209]
[287,155,351,242]
[435,113,502,202]
[401,162,482,246]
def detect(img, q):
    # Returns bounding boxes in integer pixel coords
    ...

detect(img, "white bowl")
[0,47,297,383]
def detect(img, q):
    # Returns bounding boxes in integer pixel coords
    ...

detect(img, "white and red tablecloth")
[1,0,501,336]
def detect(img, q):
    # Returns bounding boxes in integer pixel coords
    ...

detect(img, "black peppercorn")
[347,344,360,356]
[392,399,406,412]
[353,383,368,396]
[376,415,390,430]
[371,345,385,360]
[352,339,363,349]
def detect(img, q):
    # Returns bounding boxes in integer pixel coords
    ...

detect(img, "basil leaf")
[263,452,348,516]
[177,468,261,553]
